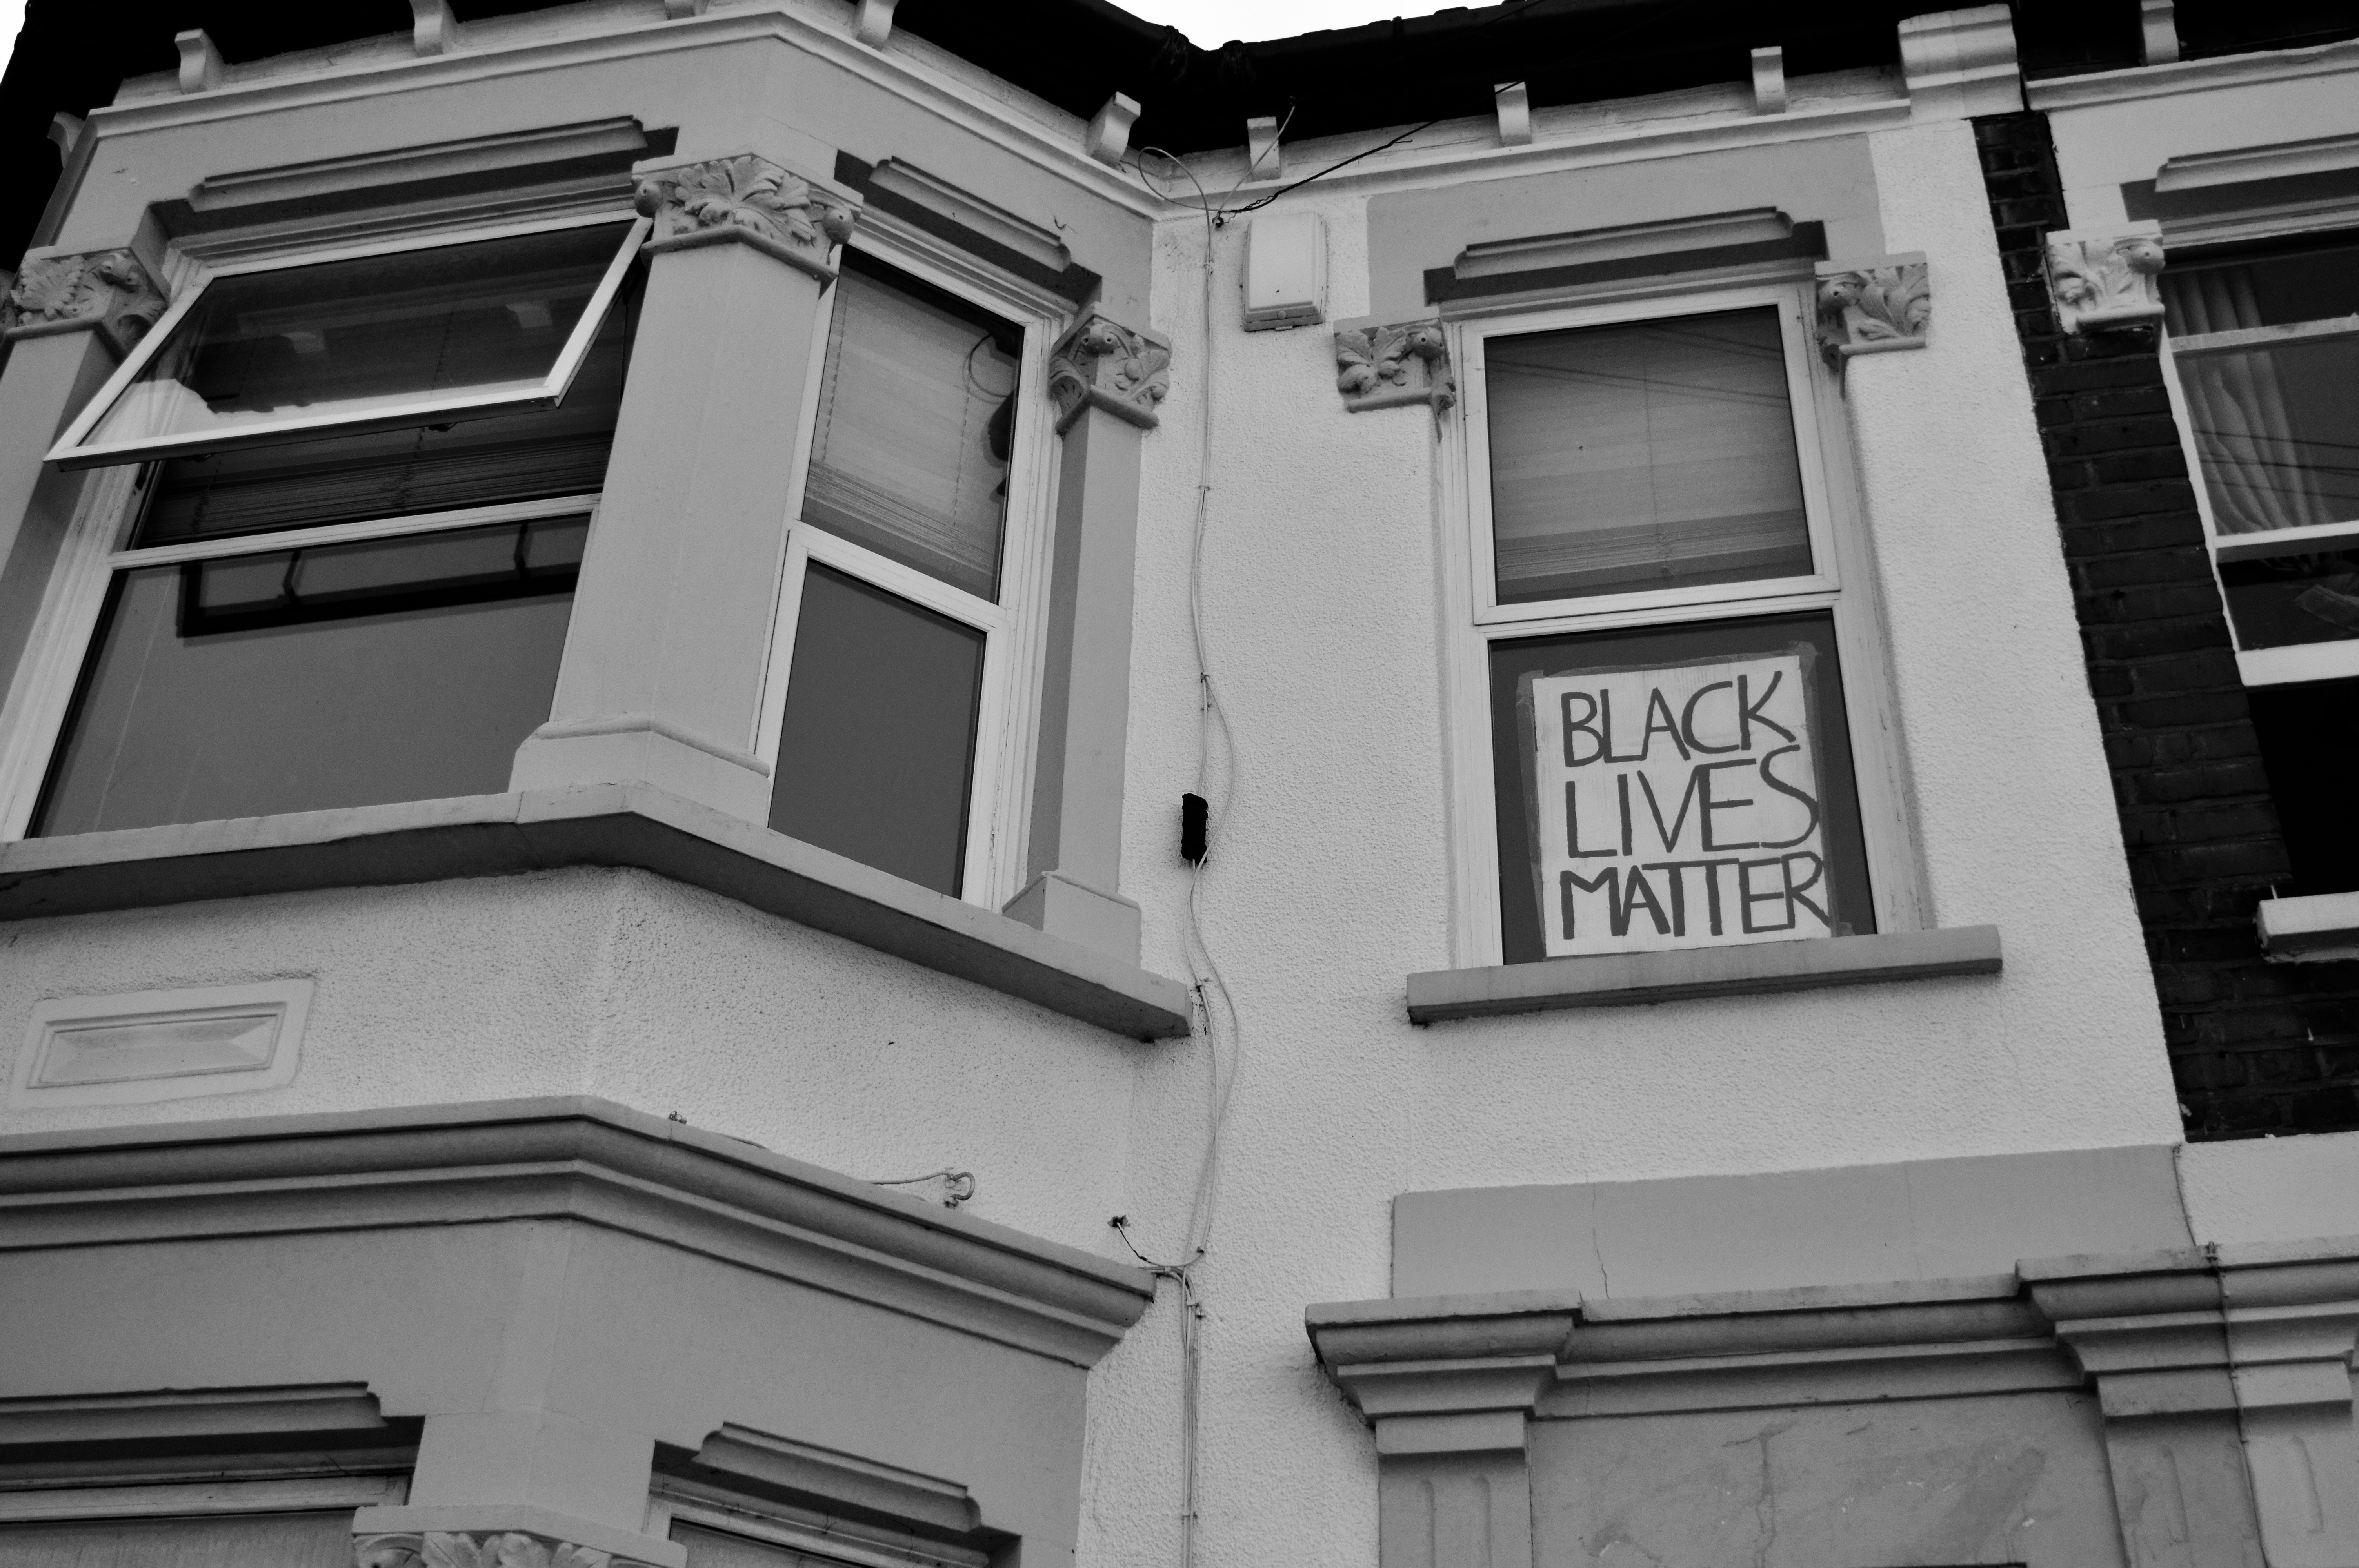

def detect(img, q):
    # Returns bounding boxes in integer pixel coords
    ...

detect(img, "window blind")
[1486,308,1812,603]
[802,258,1018,603]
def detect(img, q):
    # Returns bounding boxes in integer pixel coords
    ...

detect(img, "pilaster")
[1007,308,1167,962]
[511,151,862,819]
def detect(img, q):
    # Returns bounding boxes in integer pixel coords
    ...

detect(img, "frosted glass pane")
[803,260,1018,601]
[1486,307,1811,603]
[83,223,631,450]
[0,1512,349,1568]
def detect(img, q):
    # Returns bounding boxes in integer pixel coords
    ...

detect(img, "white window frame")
[753,212,1065,911]
[46,211,647,471]
[1439,278,1919,967]
[0,209,643,842]
[2156,270,2359,689]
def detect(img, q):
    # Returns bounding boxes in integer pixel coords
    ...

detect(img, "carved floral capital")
[2045,228,2165,334]
[354,1530,666,1568]
[634,153,860,282]
[2,248,166,355]
[1814,256,1929,365]
[1047,310,1170,435]
[1334,319,1455,414]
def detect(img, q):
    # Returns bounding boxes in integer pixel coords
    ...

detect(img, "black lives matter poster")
[1521,648,1831,957]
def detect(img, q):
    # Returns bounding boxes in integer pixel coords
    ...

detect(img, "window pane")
[2218,544,2359,649]
[34,537,580,836]
[2247,676,2359,897]
[1486,307,1812,603]
[674,1524,838,1568]
[1488,611,1874,964]
[83,222,632,452]
[2168,335,2359,534]
[769,564,984,897]
[802,257,1018,601]
[0,1513,350,1568]
[134,282,635,547]
[2166,236,2359,333]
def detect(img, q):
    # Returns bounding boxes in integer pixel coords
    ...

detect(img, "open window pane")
[2165,239,2359,535]
[0,1513,351,1568]
[2247,676,2359,897]
[33,532,582,836]
[62,221,635,465]
[133,281,634,546]
[802,256,1019,601]
[1486,307,1812,603]
[1488,610,1873,964]
[769,564,984,897]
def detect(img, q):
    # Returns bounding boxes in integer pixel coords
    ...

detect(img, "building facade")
[0,4,2354,1568]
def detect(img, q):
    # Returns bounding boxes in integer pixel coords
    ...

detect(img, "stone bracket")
[1047,310,1170,435]
[2,246,166,357]
[1335,318,1456,414]
[2045,224,2165,335]
[1814,253,1930,368]
[634,151,861,283]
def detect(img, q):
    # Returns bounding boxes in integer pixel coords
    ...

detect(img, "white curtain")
[2166,267,2337,535]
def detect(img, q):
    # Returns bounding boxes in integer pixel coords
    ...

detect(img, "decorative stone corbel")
[1335,319,1456,414]
[2046,225,2166,334]
[2,247,167,356]
[1494,82,1533,147]
[634,153,861,283]
[1086,94,1140,167]
[174,29,224,93]
[1047,310,1170,435]
[410,0,458,56]
[1813,252,1929,366]
[1751,46,1787,114]
[356,1530,671,1568]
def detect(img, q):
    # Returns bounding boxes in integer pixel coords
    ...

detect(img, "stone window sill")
[0,783,1191,1040]
[2256,891,2359,964]
[1405,926,2003,1022]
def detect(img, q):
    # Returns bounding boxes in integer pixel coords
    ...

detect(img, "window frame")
[2155,239,2359,689]
[44,211,649,472]
[753,212,1064,910]
[1439,277,1919,967]
[0,209,643,842]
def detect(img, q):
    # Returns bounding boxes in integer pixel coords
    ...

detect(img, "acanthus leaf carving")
[1814,255,1930,365]
[2,248,166,355]
[634,153,860,282]
[2045,227,2166,334]
[1047,310,1170,435]
[1334,319,1455,414]
[356,1531,642,1568]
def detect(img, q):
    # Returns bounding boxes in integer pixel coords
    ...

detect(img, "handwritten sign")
[1524,650,1830,957]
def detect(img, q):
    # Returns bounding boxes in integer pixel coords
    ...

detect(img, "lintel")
[0,784,1192,1040]
[1405,924,2002,1022]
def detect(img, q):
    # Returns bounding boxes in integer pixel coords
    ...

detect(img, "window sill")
[0,784,1192,1040]
[1405,926,2003,1023]
[2256,891,2359,964]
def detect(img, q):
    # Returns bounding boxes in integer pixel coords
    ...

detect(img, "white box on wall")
[11,979,314,1109]
[1241,210,1326,331]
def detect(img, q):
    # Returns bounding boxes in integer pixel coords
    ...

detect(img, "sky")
[0,0,1451,79]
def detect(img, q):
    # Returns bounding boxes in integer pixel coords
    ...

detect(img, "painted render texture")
[1,6,2357,1568]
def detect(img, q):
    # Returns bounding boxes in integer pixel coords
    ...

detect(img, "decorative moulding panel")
[2045,224,2165,334]
[634,151,861,282]
[2154,131,2359,194]
[1334,318,1456,414]
[187,118,656,212]
[1814,252,1930,364]
[11,979,313,1110]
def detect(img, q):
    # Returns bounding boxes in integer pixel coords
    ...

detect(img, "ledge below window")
[2256,891,2359,964]
[0,784,1192,1041]
[1406,926,2003,1023]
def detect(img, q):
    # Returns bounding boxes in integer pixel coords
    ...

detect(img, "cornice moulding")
[2025,34,2359,111]
[82,5,1163,222]
[2156,131,2359,193]
[0,1097,1154,1367]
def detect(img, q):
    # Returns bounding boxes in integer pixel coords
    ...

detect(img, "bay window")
[0,214,643,838]
[2162,230,2359,896]
[1452,286,1896,965]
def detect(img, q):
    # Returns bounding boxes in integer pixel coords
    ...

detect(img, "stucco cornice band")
[0,1096,1156,1367]
[0,784,1192,1040]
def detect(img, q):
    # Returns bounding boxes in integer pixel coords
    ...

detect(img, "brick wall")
[1971,111,2359,1137]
